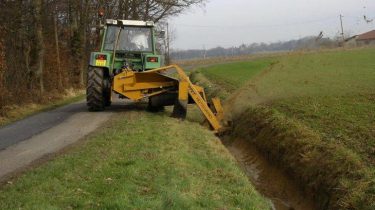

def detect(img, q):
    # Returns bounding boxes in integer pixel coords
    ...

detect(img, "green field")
[193,48,375,210]
[0,109,270,209]
[199,60,274,91]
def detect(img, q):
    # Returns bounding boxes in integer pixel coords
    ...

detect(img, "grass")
[251,49,375,100]
[273,95,375,164]
[0,109,270,210]
[190,58,275,100]
[194,48,375,209]
[198,59,274,91]
[257,49,375,168]
[0,89,85,127]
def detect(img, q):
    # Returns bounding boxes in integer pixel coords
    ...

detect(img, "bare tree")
[32,0,45,94]
[0,28,6,109]
[0,0,206,112]
[100,0,206,22]
[53,4,63,89]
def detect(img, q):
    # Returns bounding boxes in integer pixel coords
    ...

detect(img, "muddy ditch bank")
[228,106,374,210]
[222,137,317,210]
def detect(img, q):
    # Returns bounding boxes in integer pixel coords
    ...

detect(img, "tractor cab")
[89,19,164,75]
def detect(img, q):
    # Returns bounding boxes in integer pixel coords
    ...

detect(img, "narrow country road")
[0,102,88,150]
[0,99,131,181]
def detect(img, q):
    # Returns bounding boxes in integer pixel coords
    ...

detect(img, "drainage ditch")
[222,137,318,210]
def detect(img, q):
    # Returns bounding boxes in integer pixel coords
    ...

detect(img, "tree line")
[171,36,341,60]
[0,0,204,113]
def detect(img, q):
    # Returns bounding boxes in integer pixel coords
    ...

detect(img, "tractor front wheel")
[87,66,107,111]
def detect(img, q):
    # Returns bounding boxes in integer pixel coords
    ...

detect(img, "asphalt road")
[0,99,137,180]
[0,102,87,151]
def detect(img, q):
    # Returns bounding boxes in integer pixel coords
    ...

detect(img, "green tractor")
[86,19,226,133]
[87,19,165,111]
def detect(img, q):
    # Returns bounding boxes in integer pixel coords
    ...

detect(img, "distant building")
[356,30,375,46]
[342,30,375,47]
[344,35,359,47]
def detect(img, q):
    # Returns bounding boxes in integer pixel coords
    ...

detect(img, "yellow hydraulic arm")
[173,65,224,133]
[113,65,226,133]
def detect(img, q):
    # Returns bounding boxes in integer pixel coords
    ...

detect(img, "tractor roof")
[106,19,155,27]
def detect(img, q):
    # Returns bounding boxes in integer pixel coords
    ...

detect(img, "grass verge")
[0,109,270,210]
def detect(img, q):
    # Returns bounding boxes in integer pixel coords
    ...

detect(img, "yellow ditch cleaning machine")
[87,19,226,133]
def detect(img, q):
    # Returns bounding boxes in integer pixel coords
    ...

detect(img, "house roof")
[357,30,375,41]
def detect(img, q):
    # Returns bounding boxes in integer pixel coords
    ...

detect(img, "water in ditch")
[223,138,318,210]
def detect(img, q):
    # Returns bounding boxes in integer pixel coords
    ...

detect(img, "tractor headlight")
[95,54,107,60]
[147,57,159,63]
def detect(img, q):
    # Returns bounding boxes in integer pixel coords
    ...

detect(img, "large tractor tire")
[87,66,108,111]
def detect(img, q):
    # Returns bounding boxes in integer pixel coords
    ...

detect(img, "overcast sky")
[169,0,375,49]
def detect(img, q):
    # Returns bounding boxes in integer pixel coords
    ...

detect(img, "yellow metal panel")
[95,60,107,67]
[113,69,178,101]
[178,81,189,101]
[123,82,176,91]
[212,98,224,122]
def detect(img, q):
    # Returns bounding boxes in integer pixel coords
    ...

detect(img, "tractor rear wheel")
[87,66,106,111]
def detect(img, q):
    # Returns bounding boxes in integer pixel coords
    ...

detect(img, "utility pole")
[203,45,207,59]
[340,14,345,41]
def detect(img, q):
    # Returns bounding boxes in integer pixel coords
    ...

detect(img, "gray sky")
[170,0,375,49]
